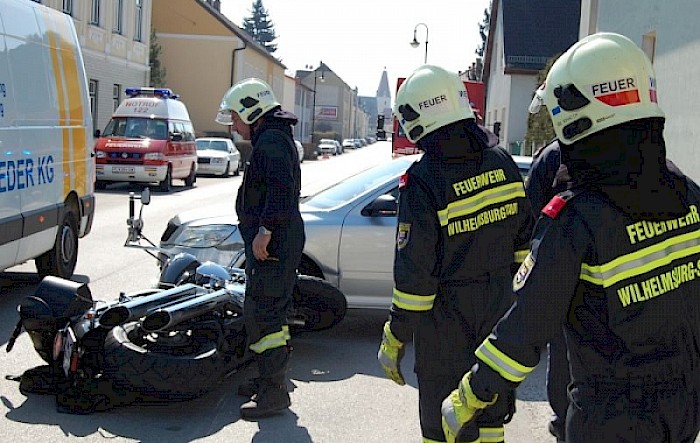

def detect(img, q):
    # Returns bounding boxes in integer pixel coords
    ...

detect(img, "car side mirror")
[94,129,101,138]
[361,194,397,217]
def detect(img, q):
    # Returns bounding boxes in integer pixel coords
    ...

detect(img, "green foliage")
[476,7,490,57]
[242,0,278,54]
[525,54,560,154]
[149,29,166,87]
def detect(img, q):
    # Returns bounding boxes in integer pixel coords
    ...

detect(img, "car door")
[336,184,399,309]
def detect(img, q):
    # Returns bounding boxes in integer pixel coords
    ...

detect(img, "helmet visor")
[215,109,233,125]
[528,85,545,114]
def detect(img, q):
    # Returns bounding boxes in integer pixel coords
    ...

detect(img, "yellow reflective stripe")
[480,426,505,442]
[392,287,435,311]
[437,182,525,227]
[514,249,529,264]
[282,324,290,340]
[475,336,534,383]
[580,229,700,288]
[249,328,289,354]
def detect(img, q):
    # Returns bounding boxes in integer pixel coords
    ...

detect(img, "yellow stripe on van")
[41,8,87,197]
[73,128,86,195]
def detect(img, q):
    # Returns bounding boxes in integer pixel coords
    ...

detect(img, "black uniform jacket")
[235,109,301,233]
[390,134,533,343]
[473,178,700,395]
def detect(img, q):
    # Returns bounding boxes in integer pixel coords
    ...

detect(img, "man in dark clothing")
[526,141,570,442]
[377,65,534,443]
[442,32,700,443]
[216,78,304,420]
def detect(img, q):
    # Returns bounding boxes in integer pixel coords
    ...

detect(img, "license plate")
[62,327,76,376]
[113,166,135,174]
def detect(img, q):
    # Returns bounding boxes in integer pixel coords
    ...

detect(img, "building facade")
[35,0,151,133]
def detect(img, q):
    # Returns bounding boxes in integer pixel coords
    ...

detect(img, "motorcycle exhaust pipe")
[141,289,233,332]
[99,283,199,328]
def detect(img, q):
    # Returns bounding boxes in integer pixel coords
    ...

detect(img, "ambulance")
[94,87,197,192]
[0,0,95,278]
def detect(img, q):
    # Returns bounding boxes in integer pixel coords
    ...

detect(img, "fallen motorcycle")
[5,188,346,413]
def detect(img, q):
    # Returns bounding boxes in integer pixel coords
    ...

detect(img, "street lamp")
[308,62,325,144]
[410,22,429,64]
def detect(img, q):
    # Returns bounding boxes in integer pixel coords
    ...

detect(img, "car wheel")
[35,209,79,278]
[291,275,347,332]
[158,167,172,192]
[184,165,196,187]
[223,162,230,177]
[233,160,241,176]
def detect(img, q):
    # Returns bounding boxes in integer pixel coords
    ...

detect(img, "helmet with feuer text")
[393,65,476,143]
[528,32,664,145]
[215,78,281,125]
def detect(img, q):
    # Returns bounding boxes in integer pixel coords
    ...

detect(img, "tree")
[524,54,560,155]
[242,0,278,54]
[476,7,490,57]
[149,29,166,87]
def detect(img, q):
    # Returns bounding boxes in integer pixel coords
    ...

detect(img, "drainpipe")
[230,40,247,86]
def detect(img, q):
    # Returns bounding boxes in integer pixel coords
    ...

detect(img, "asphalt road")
[0,141,556,443]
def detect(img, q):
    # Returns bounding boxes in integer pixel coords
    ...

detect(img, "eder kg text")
[0,156,54,193]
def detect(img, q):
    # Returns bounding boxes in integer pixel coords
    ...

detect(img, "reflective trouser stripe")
[480,426,505,442]
[514,249,529,264]
[392,287,436,311]
[249,325,290,354]
[475,335,534,383]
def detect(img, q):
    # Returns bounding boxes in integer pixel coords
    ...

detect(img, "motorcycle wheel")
[292,275,347,332]
[102,321,232,401]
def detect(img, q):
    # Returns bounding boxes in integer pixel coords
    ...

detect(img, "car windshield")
[197,140,229,152]
[102,117,168,140]
[303,157,417,210]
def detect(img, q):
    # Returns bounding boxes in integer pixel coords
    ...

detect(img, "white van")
[0,0,95,278]
[94,88,197,192]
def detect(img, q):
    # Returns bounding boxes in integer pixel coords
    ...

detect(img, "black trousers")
[566,376,700,443]
[241,222,304,385]
[547,329,570,425]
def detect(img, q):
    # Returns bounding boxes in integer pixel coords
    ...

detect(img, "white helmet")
[215,78,280,125]
[393,65,475,143]
[529,32,664,145]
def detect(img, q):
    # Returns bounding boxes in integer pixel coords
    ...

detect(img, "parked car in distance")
[195,137,241,177]
[294,139,305,163]
[317,138,342,156]
[159,154,533,310]
[342,139,356,150]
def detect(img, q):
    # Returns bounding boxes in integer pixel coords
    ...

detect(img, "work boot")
[239,383,290,420]
[548,417,565,442]
[237,377,261,398]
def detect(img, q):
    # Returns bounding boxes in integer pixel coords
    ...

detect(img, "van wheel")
[158,167,172,192]
[184,165,196,187]
[36,210,79,279]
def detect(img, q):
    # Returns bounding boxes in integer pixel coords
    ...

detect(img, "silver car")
[159,154,533,310]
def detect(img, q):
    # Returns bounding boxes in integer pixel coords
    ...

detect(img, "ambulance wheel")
[158,167,172,192]
[36,210,79,279]
[184,165,196,187]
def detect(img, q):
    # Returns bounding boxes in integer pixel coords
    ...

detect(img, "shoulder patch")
[542,195,568,218]
[399,173,409,190]
[397,222,411,250]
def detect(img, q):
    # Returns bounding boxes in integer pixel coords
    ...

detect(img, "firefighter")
[442,32,700,443]
[525,141,571,442]
[377,65,534,443]
[215,78,304,419]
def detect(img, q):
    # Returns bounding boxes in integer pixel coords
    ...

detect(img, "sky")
[220,0,492,100]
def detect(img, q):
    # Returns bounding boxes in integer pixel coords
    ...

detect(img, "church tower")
[376,68,392,133]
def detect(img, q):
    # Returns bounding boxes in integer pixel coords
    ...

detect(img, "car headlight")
[145,152,165,160]
[211,158,225,164]
[170,224,238,248]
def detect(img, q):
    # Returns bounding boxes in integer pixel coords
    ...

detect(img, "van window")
[101,117,168,140]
